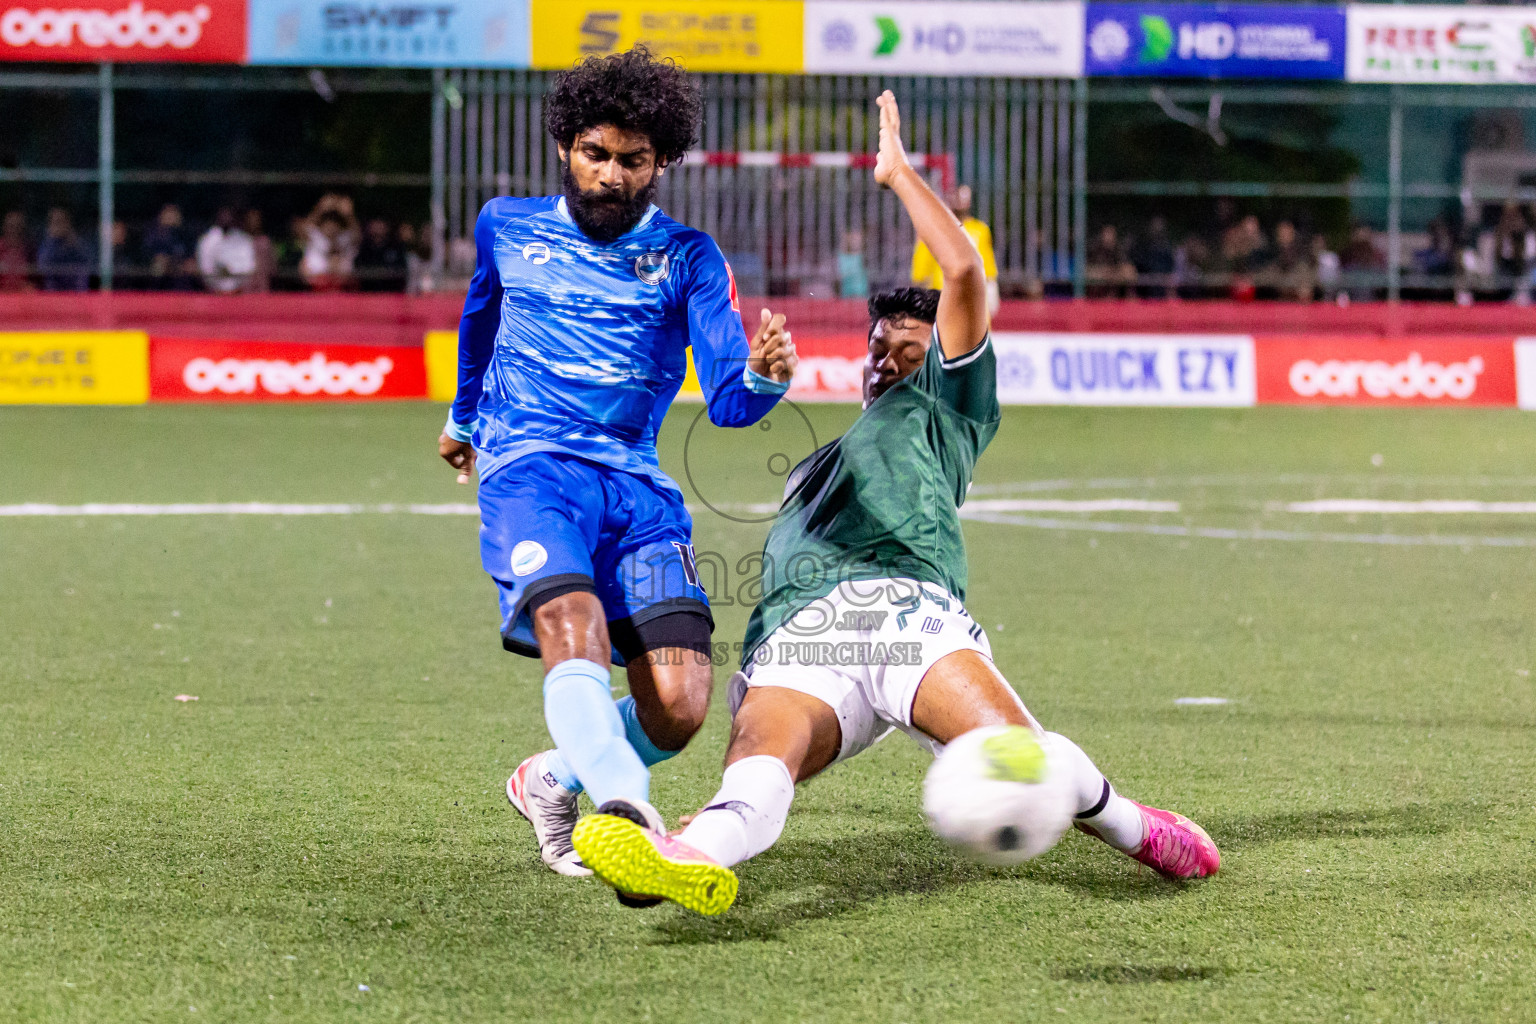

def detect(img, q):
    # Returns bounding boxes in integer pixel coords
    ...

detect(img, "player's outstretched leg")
[572,800,738,916]
[1046,732,1221,880]
[911,650,1219,880]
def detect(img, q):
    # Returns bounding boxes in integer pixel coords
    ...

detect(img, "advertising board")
[0,0,246,62]
[803,0,1083,77]
[993,333,1256,406]
[1085,3,1345,80]
[1515,339,1536,411]
[1346,4,1536,84]
[246,0,527,66]
[1254,336,1517,406]
[532,0,802,72]
[0,331,149,404]
[150,338,426,401]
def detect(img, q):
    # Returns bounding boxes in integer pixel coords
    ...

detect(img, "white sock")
[1044,732,1146,853]
[677,755,795,868]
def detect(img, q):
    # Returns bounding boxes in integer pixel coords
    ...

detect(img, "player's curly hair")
[543,46,703,165]
[868,287,941,331]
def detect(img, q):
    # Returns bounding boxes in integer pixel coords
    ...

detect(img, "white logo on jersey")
[635,252,669,284]
[522,242,551,265]
[510,540,548,577]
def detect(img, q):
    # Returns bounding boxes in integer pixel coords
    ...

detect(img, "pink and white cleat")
[506,752,591,877]
[1127,803,1221,880]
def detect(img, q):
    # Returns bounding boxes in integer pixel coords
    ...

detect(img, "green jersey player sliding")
[573,91,1221,915]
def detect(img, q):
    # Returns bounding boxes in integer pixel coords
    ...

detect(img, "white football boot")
[506,751,591,877]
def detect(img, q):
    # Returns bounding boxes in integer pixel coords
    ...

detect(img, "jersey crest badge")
[635,252,670,284]
[522,242,551,265]
[510,540,548,577]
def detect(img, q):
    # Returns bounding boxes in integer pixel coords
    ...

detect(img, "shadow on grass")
[1205,800,1475,855]
[651,823,1172,946]
[1055,964,1227,984]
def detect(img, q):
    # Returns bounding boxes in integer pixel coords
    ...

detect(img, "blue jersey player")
[437,49,798,890]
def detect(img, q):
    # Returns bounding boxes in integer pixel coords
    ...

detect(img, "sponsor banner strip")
[531,0,804,73]
[993,332,1257,407]
[1254,335,1517,406]
[1085,2,1347,82]
[1516,339,1536,411]
[150,337,426,401]
[1346,4,1536,85]
[0,331,149,404]
[246,0,530,68]
[0,0,248,63]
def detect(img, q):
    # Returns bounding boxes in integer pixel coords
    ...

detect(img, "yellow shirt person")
[910,186,999,314]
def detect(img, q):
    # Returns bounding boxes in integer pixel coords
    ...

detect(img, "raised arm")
[873,91,989,359]
[686,237,797,427]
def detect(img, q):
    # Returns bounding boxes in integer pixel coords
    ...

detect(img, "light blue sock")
[541,659,649,807]
[543,694,679,794]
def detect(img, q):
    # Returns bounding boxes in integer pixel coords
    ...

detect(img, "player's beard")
[562,163,659,243]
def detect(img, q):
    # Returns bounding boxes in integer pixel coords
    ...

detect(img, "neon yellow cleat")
[573,812,738,916]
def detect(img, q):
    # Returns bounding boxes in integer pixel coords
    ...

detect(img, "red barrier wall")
[3,294,1534,346]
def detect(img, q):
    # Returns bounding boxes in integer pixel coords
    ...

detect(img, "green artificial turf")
[2,401,1534,1023]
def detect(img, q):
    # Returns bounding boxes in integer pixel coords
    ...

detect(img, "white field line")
[962,511,1536,548]
[0,502,481,517]
[1284,500,1536,514]
[965,498,1180,513]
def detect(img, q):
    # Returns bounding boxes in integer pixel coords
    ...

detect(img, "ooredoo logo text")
[183,353,396,397]
[1288,352,1483,401]
[1,1,211,48]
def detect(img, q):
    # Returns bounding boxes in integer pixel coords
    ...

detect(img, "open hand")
[873,90,911,188]
[747,307,798,384]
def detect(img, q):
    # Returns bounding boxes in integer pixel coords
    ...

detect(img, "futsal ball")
[922,725,1075,865]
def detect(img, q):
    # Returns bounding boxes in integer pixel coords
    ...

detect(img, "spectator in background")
[36,208,91,292]
[274,215,307,290]
[1130,215,1176,298]
[196,206,257,293]
[242,209,274,292]
[1414,217,1456,279]
[1493,202,1534,302]
[1175,233,1215,299]
[400,221,435,295]
[300,193,359,291]
[1257,220,1314,302]
[141,203,196,290]
[355,217,406,292]
[837,228,869,299]
[1221,214,1269,300]
[0,210,33,291]
[1339,223,1386,303]
[1312,233,1341,303]
[1085,223,1136,298]
[911,184,999,314]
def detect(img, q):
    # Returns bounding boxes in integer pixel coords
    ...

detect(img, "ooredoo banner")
[0,0,246,62]
[993,333,1256,406]
[1255,336,1517,406]
[1346,4,1536,84]
[247,0,529,67]
[150,338,425,401]
[1085,3,1345,81]
[804,0,1084,77]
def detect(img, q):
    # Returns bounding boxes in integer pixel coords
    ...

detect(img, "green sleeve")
[912,328,999,423]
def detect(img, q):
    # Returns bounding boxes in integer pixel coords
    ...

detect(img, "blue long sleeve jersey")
[449,196,785,490]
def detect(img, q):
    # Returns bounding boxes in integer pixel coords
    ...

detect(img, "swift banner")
[993,333,1256,407]
[150,338,425,401]
[1085,3,1345,80]
[1255,336,1517,406]
[1347,4,1536,84]
[0,0,246,62]
[0,331,148,404]
[804,1,1083,77]
[246,0,529,66]
[531,0,803,72]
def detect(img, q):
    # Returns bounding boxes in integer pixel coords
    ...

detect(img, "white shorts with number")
[728,578,993,763]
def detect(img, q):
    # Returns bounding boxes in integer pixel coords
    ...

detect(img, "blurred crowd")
[0,194,437,295]
[1084,197,1536,305]
[6,191,1536,305]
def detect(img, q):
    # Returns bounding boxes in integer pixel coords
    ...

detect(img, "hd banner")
[1085,3,1345,80]
[246,0,529,66]
[0,0,247,62]
[1347,4,1536,84]
[531,0,803,72]
[804,1,1083,77]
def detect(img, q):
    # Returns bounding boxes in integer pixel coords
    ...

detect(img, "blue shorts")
[479,452,710,665]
